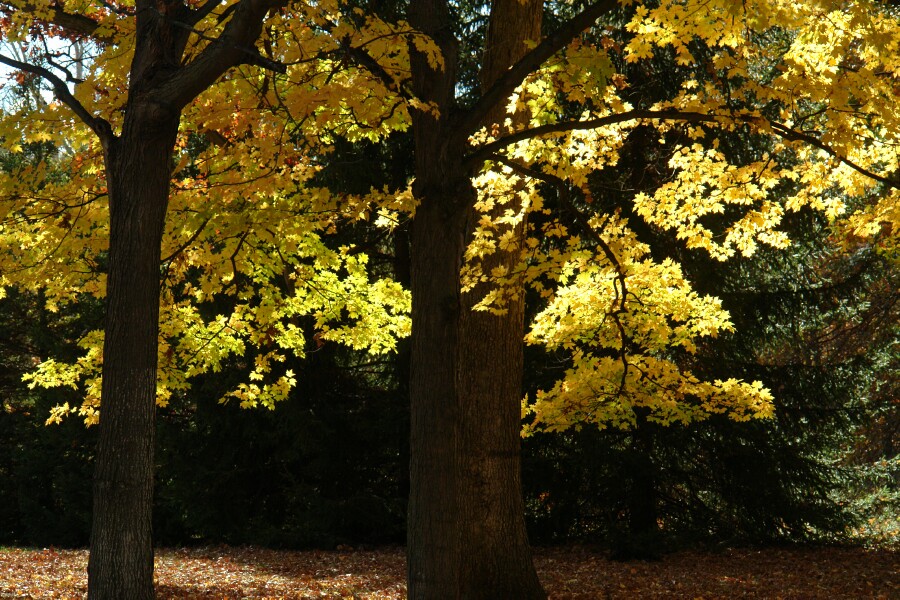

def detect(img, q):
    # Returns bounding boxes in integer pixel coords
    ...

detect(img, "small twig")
[161,217,211,264]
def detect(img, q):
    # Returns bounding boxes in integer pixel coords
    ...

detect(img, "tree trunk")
[73,3,274,597]
[407,0,545,597]
[87,110,179,599]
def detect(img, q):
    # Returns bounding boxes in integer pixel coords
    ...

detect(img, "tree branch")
[465,109,720,168]
[0,52,114,147]
[185,0,224,27]
[161,217,211,263]
[769,121,899,190]
[490,153,631,399]
[2,2,113,43]
[338,35,413,100]
[167,14,288,74]
[453,0,619,141]
[309,10,414,101]
[466,109,900,190]
[149,0,285,113]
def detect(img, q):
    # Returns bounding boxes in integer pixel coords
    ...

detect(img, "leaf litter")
[0,544,896,598]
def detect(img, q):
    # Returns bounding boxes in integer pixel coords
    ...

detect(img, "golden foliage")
[0,0,896,431]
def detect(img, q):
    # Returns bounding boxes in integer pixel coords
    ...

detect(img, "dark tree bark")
[88,107,180,600]
[406,0,546,597]
[72,3,279,597]
[87,9,190,591]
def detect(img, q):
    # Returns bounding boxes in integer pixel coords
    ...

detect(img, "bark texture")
[407,0,545,597]
[84,3,276,597]
[87,7,186,592]
[455,0,544,595]
[88,110,179,600]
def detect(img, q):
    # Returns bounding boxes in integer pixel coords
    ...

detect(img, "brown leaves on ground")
[0,544,896,599]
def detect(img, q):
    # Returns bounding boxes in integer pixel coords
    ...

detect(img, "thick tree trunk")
[620,413,661,560]
[407,0,545,597]
[409,177,544,599]
[78,3,273,598]
[87,112,179,600]
[407,185,469,596]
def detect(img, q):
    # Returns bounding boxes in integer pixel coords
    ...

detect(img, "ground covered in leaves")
[0,544,896,598]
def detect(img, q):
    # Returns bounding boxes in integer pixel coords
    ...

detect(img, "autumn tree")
[516,16,899,555]
[404,0,898,593]
[0,2,391,597]
[2,1,899,599]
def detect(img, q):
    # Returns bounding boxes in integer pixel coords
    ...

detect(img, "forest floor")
[0,544,896,598]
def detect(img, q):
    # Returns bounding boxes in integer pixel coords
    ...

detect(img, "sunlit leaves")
[633,144,794,259]
[2,0,898,434]
[0,1,415,423]
[522,220,773,433]
[461,0,899,435]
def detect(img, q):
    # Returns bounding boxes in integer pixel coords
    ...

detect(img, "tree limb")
[339,35,413,100]
[149,0,286,113]
[769,121,899,190]
[161,217,211,263]
[0,52,114,147]
[466,109,900,190]
[185,0,225,27]
[2,2,113,43]
[465,109,720,167]
[167,14,288,74]
[453,0,619,141]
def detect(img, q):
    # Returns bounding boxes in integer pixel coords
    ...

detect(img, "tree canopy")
[1,0,896,430]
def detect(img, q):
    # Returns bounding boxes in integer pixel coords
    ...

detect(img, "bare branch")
[42,53,84,84]
[0,52,114,147]
[453,0,619,141]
